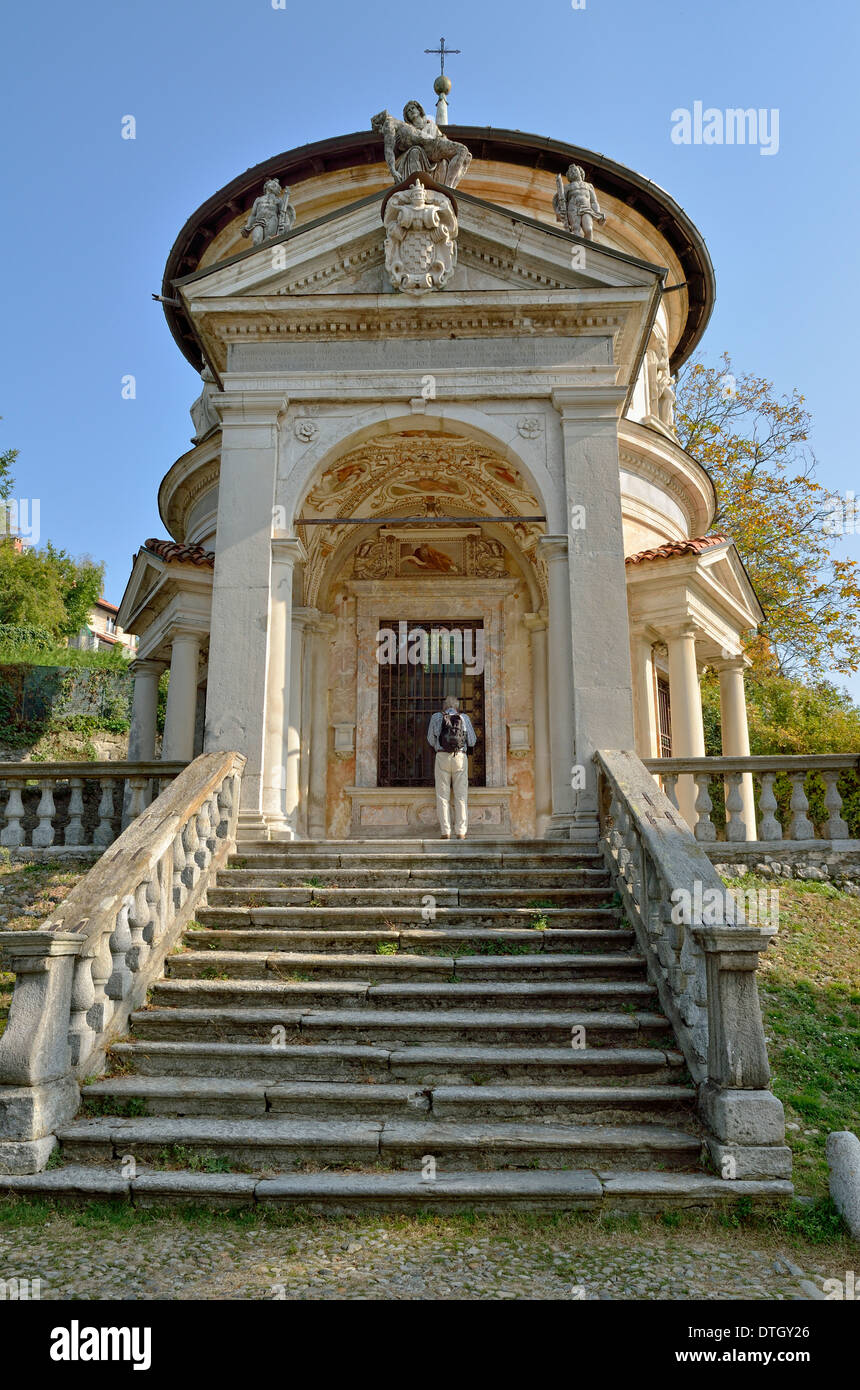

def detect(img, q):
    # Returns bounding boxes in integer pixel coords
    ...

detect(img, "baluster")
[205,792,219,854]
[182,819,201,890]
[724,772,748,843]
[31,783,57,848]
[106,899,134,1002]
[0,777,26,847]
[172,829,187,909]
[87,927,115,1035]
[788,772,814,840]
[662,773,679,811]
[693,774,716,842]
[823,771,849,840]
[123,774,148,830]
[216,778,232,839]
[195,800,213,870]
[143,876,160,950]
[65,776,86,846]
[94,777,116,847]
[68,951,96,1067]
[758,771,781,840]
[127,881,150,972]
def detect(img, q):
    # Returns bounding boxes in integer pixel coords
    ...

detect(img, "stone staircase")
[29,839,790,1211]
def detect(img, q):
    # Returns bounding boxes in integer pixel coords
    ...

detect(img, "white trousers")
[434,750,469,836]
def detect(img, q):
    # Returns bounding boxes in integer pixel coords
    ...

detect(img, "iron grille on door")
[377,618,486,787]
[657,676,672,757]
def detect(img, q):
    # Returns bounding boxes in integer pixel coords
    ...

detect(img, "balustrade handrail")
[0,750,245,1173]
[644,754,860,773]
[0,761,187,779]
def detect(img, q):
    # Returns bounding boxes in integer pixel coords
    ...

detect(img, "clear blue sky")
[2,0,859,690]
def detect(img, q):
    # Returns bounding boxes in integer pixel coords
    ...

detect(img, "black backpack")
[439,710,468,753]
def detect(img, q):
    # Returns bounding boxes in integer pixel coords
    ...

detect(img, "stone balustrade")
[595,749,791,1180]
[643,754,860,845]
[0,762,187,851]
[0,751,245,1173]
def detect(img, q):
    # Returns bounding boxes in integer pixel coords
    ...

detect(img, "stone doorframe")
[348,578,517,790]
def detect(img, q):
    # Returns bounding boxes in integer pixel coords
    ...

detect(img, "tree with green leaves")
[675,353,860,680]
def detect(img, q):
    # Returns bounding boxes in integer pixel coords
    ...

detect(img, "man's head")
[443,692,460,710]
[404,101,425,125]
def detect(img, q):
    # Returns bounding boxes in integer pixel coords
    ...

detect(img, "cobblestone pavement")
[0,1216,847,1300]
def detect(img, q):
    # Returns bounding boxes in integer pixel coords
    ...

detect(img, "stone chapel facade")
[117,118,762,842]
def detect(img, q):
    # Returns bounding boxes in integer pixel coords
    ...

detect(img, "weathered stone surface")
[132,1170,257,1208]
[826,1130,860,1239]
[0,1134,58,1175]
[0,1159,128,1192]
[0,1075,80,1142]
[699,1086,786,1145]
[706,1139,793,1180]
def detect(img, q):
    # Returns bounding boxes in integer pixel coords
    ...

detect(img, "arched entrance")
[292,429,551,838]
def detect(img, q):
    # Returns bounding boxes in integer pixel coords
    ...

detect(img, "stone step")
[130,1005,671,1047]
[169,950,648,983]
[234,839,600,856]
[194,906,621,929]
[184,928,635,955]
[151,978,657,1012]
[215,867,611,890]
[111,1040,687,1084]
[205,886,615,909]
[229,851,605,872]
[0,1163,794,1214]
[56,1115,703,1171]
[82,1074,698,1124]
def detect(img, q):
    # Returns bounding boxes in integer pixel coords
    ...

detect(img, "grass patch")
[727,873,860,1199]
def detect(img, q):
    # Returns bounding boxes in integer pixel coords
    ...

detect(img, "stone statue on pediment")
[371,101,472,188]
[382,179,459,294]
[190,366,220,442]
[553,164,606,241]
[241,178,296,246]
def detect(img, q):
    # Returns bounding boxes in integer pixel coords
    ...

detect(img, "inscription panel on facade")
[229,336,612,374]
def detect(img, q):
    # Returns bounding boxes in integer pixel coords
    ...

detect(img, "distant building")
[70,599,138,658]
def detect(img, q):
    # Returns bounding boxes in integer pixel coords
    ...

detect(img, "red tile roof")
[625,533,728,566]
[144,538,215,568]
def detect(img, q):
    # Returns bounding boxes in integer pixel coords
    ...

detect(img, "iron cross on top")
[425,37,460,75]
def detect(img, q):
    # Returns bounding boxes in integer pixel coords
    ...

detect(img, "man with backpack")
[426,692,477,839]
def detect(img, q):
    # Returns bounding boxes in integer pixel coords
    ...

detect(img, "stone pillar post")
[162,632,200,762]
[553,389,635,841]
[716,657,757,838]
[262,537,304,826]
[308,613,336,839]
[537,537,576,834]
[128,659,164,762]
[630,631,659,759]
[665,624,705,828]
[203,392,287,813]
[285,607,312,835]
[524,610,552,836]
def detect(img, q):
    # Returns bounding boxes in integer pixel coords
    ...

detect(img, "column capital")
[712,653,750,674]
[523,609,549,633]
[130,658,165,678]
[167,627,204,647]
[216,392,290,427]
[537,534,568,564]
[662,621,699,643]
[551,387,628,421]
[271,535,307,566]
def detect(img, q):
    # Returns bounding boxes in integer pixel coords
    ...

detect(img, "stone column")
[630,631,659,759]
[308,613,336,839]
[716,657,757,839]
[262,537,305,826]
[203,392,287,813]
[162,632,200,761]
[285,607,312,835]
[665,624,705,828]
[537,537,576,835]
[127,659,164,761]
[524,611,552,836]
[553,389,635,841]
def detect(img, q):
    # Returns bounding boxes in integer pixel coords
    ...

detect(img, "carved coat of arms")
[382,179,458,294]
